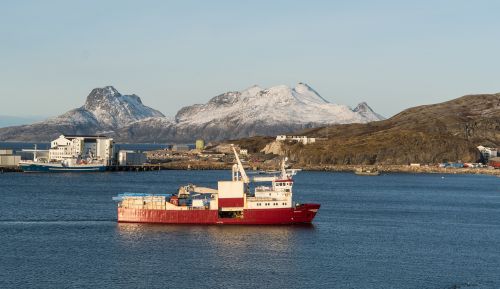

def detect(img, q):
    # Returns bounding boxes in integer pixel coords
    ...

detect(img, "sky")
[1,0,500,120]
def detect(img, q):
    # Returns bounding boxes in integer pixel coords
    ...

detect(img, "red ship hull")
[117,203,320,225]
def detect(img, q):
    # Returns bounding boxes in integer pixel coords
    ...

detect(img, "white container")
[192,199,204,207]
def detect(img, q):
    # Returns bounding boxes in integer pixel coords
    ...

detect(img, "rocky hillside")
[240,93,500,165]
[0,84,382,142]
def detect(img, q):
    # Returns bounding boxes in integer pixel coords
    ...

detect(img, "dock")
[0,162,232,173]
[0,166,22,173]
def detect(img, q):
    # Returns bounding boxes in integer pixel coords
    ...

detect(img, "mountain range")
[0,84,383,142]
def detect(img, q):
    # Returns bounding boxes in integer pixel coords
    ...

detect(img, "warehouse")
[0,149,21,167]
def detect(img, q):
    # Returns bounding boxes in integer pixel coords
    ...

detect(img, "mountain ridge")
[0,86,164,141]
[0,84,383,142]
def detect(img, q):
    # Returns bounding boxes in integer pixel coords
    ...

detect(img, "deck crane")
[231,144,250,183]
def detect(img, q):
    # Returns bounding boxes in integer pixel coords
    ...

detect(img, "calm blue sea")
[0,171,499,289]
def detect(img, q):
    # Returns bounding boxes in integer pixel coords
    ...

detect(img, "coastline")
[158,162,500,176]
[299,164,500,176]
[3,162,500,176]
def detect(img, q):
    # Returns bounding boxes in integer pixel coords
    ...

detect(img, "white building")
[49,135,114,165]
[477,145,497,162]
[276,135,316,145]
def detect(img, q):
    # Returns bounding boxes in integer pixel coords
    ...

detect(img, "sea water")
[0,171,499,289]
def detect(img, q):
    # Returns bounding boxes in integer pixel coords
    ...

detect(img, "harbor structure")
[118,150,147,166]
[18,135,113,172]
[477,145,498,163]
[0,149,21,167]
[49,135,114,165]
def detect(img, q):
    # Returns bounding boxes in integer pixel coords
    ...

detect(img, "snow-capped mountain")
[175,83,381,125]
[43,86,164,129]
[0,86,164,141]
[353,101,385,121]
[0,83,383,142]
[117,83,383,142]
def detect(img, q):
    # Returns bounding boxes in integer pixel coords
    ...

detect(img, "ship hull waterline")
[20,164,106,173]
[117,204,320,225]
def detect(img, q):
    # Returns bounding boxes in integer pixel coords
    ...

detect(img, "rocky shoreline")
[299,164,500,176]
[143,162,500,176]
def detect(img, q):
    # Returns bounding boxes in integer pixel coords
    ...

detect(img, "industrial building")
[48,135,114,165]
[0,149,21,167]
[477,145,498,163]
[118,150,147,166]
[195,139,205,150]
[172,144,192,152]
[276,135,317,145]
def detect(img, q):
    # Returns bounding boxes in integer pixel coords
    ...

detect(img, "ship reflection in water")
[116,223,315,255]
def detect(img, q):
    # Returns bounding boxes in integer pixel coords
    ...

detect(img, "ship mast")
[280,157,287,179]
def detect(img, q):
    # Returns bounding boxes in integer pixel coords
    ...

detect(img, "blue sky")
[1,0,500,119]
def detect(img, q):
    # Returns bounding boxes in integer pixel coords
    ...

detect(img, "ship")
[114,146,320,225]
[17,136,113,173]
[19,142,107,173]
[19,159,106,172]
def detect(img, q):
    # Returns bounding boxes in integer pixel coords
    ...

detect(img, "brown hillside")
[242,93,500,165]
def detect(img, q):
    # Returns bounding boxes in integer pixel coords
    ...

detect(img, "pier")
[107,164,163,172]
[0,166,22,173]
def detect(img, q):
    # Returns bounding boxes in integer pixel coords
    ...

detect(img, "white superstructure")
[230,145,299,210]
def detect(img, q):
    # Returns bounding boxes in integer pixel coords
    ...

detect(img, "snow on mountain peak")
[78,86,165,128]
[175,83,384,126]
[354,101,371,112]
[353,101,385,121]
[0,83,385,142]
[241,85,263,97]
[84,86,120,109]
[292,82,329,104]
